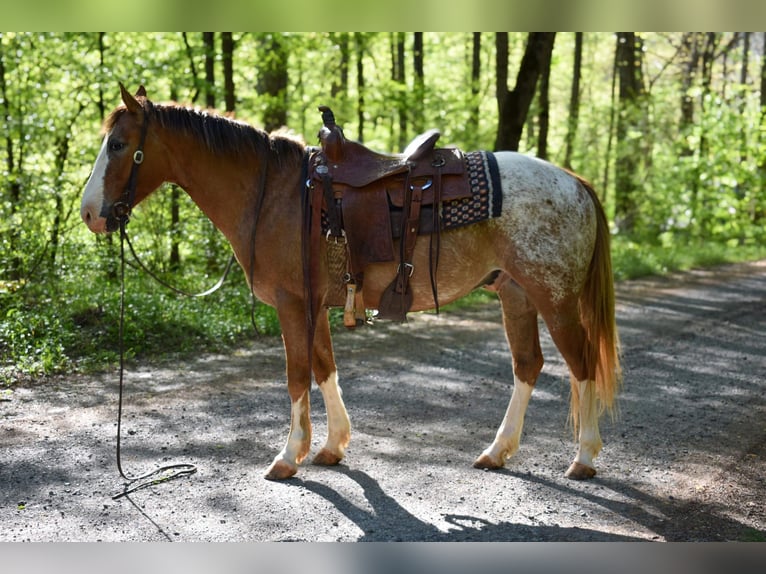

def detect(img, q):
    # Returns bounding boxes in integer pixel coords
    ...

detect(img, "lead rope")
[122,228,236,298]
[112,218,198,499]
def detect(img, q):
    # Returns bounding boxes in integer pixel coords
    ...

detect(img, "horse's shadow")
[288,465,645,542]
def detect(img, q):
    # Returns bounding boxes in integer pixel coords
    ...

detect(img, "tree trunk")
[355,33,366,142]
[614,32,646,235]
[494,32,556,152]
[694,32,720,237]
[412,32,424,133]
[168,85,182,270]
[469,33,482,148]
[257,34,289,132]
[203,32,215,108]
[537,39,553,160]
[679,33,702,157]
[761,33,766,124]
[97,32,106,121]
[758,32,766,222]
[392,32,407,150]
[221,32,235,113]
[602,39,618,201]
[50,104,85,268]
[563,32,583,169]
[182,32,200,103]
[737,33,750,204]
[201,33,219,271]
[330,33,350,104]
[0,33,24,280]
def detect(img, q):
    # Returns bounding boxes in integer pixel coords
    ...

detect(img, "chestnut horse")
[81,85,621,481]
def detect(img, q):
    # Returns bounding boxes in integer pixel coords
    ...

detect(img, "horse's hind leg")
[543,304,602,480]
[474,275,543,470]
[311,311,351,466]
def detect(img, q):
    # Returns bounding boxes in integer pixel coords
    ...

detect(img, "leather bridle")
[102,102,151,232]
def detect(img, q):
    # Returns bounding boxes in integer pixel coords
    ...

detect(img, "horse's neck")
[164,132,269,247]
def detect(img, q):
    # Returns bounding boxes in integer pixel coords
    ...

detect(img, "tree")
[392,32,407,149]
[0,33,22,280]
[222,32,236,113]
[536,38,553,160]
[257,34,289,132]
[354,33,367,142]
[679,33,702,157]
[203,32,216,109]
[563,32,583,169]
[692,33,720,237]
[760,32,766,196]
[468,33,482,149]
[330,33,350,109]
[50,103,85,267]
[412,32,425,133]
[494,32,556,152]
[614,32,646,235]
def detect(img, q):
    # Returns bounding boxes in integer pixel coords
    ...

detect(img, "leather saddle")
[306,106,471,326]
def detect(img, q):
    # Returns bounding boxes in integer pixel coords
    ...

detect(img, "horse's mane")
[104,101,306,166]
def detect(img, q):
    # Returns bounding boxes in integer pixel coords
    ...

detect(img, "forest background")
[1,31,766,382]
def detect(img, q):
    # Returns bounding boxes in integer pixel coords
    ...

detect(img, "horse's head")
[80,83,163,233]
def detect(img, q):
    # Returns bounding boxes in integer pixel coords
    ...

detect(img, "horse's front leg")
[264,297,314,480]
[311,311,351,466]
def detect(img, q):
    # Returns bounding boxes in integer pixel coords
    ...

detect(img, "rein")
[112,222,237,499]
[122,229,236,298]
[112,217,198,499]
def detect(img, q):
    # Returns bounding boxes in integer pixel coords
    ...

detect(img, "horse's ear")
[136,85,147,98]
[119,82,143,114]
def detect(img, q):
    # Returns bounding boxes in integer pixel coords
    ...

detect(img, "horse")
[80,84,621,481]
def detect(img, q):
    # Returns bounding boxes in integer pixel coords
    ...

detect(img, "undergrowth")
[2,238,765,385]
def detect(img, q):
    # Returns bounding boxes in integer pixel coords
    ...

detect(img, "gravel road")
[2,261,765,542]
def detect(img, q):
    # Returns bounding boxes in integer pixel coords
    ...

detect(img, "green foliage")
[1,250,280,384]
[611,237,766,281]
[2,32,766,384]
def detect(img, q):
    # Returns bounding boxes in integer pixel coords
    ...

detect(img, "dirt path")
[2,261,765,541]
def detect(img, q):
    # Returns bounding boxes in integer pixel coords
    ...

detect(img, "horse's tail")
[573,177,622,429]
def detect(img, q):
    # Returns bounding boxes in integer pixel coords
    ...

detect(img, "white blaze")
[80,136,109,233]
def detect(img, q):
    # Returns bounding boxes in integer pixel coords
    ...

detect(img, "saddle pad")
[321,150,503,237]
[440,151,503,230]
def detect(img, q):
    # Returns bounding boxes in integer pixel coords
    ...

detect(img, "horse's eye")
[108,140,126,153]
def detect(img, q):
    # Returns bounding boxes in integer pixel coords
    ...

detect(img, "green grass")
[3,238,766,384]
[611,237,766,282]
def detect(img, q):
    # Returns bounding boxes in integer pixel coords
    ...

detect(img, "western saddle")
[305,106,471,328]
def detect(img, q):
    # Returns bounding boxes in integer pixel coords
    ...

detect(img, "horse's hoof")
[312,448,343,466]
[565,461,597,480]
[264,459,298,480]
[473,453,504,470]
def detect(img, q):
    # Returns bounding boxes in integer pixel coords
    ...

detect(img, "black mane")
[105,101,306,164]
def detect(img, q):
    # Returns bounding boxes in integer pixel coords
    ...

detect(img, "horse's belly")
[361,223,499,312]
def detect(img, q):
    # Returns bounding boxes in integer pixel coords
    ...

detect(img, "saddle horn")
[317,106,344,162]
[318,105,336,128]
